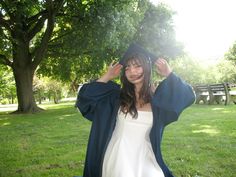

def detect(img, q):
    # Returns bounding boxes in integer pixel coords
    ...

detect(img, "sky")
[150,0,236,62]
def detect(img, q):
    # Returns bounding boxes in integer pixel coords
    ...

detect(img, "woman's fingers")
[155,58,172,77]
[110,62,123,72]
[109,61,116,68]
[109,61,120,68]
[155,59,164,70]
[155,58,166,65]
[113,63,123,75]
[107,61,123,78]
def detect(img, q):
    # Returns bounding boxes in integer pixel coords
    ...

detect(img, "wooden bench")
[208,83,229,105]
[209,83,236,105]
[194,83,236,105]
[227,83,236,104]
[193,85,209,104]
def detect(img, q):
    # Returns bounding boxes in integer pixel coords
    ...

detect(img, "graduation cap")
[119,43,158,66]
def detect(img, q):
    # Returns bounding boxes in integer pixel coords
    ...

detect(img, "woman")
[76,45,195,177]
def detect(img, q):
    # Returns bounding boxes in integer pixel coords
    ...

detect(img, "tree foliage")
[225,41,236,64]
[216,59,236,83]
[170,56,236,85]
[0,0,148,112]
[135,3,183,59]
[0,0,185,112]
[38,0,150,84]
[33,76,68,104]
[0,65,16,104]
[38,2,183,88]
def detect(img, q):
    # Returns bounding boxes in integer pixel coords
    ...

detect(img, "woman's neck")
[135,90,146,109]
[134,82,151,111]
[136,102,152,112]
[134,82,143,95]
[135,87,141,104]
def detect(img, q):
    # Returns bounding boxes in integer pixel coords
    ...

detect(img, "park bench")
[208,83,229,105]
[227,83,236,104]
[193,85,209,104]
[193,83,236,105]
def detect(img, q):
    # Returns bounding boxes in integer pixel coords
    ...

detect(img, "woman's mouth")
[129,74,143,81]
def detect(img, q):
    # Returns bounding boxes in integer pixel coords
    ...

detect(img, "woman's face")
[125,59,144,85]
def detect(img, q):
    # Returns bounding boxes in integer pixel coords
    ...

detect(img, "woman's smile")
[128,74,143,81]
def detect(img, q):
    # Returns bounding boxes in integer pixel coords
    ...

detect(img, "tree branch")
[31,17,54,70]
[28,12,48,40]
[27,10,47,27]
[49,30,74,43]
[0,54,12,67]
[31,0,64,71]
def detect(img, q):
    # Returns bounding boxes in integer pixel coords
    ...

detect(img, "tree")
[0,0,182,113]
[38,2,182,89]
[225,41,236,65]
[38,0,149,83]
[33,75,47,104]
[0,65,16,104]
[170,56,236,85]
[216,59,236,83]
[0,0,64,113]
[134,3,184,59]
[45,79,64,104]
[0,0,146,113]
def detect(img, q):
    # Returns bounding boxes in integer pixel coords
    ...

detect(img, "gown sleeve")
[152,72,196,125]
[75,81,120,121]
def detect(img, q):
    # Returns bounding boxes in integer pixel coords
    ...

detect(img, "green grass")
[163,105,236,177]
[0,102,90,177]
[0,103,235,177]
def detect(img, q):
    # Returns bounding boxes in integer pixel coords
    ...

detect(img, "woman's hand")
[97,62,123,83]
[155,58,172,77]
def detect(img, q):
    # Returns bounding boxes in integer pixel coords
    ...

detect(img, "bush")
[0,98,9,105]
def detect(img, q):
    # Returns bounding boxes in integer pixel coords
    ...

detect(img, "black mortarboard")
[119,43,158,65]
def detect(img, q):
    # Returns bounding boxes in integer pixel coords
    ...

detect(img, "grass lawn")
[0,102,235,177]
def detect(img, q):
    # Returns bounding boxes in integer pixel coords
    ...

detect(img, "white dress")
[102,110,164,177]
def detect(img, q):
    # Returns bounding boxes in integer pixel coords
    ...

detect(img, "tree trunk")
[53,92,59,104]
[12,66,42,113]
[11,93,14,104]
[38,90,42,104]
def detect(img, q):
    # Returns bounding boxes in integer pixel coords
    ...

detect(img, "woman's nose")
[130,66,136,73]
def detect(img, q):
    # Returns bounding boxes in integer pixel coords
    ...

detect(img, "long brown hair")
[120,53,153,118]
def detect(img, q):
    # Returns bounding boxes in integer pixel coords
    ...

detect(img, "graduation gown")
[76,72,195,177]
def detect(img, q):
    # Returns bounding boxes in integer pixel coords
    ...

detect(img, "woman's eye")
[125,64,141,71]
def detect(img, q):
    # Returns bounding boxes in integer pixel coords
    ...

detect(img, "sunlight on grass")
[191,124,220,136]
[1,122,11,126]
[192,128,220,135]
[211,107,224,111]
[222,110,232,113]
[58,113,77,120]
[40,102,75,110]
[63,114,74,117]
[0,117,9,121]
